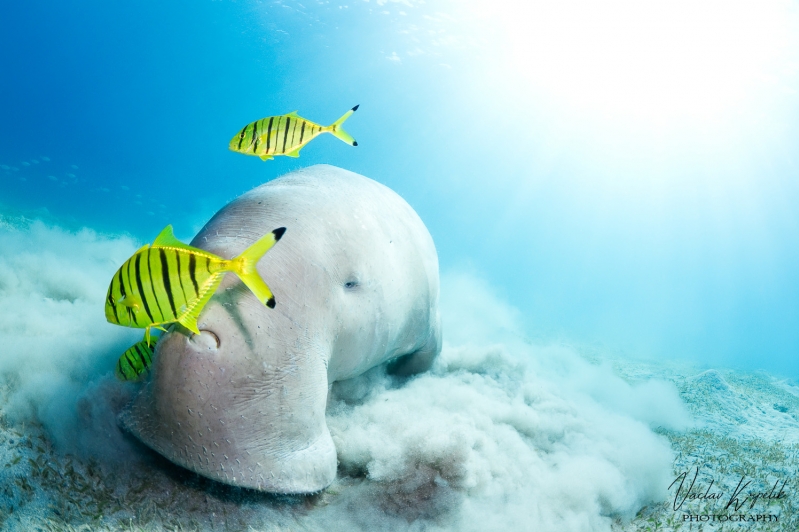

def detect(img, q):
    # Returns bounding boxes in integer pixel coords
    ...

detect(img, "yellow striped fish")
[229,105,359,161]
[105,225,286,344]
[115,336,158,382]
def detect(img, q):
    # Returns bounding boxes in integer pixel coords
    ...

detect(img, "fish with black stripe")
[229,105,359,161]
[116,335,159,381]
[105,225,286,344]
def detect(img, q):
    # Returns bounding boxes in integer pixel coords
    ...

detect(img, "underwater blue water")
[3,0,799,378]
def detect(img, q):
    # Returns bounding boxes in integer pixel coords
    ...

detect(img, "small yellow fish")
[229,105,359,161]
[105,225,285,344]
[116,336,158,382]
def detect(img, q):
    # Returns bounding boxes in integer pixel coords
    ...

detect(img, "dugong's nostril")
[190,330,220,351]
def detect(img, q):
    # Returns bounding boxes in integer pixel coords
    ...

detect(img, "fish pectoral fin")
[285,146,302,158]
[259,155,274,161]
[118,294,142,309]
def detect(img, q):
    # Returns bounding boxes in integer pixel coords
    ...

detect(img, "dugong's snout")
[120,310,338,494]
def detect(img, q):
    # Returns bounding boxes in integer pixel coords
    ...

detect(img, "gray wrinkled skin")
[120,165,441,494]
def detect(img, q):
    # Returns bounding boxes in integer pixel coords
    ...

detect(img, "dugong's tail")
[229,227,286,309]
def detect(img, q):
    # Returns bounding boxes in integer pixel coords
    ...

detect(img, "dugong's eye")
[344,280,360,290]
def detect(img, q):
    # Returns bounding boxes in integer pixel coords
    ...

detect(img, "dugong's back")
[121,165,441,493]
[197,164,441,380]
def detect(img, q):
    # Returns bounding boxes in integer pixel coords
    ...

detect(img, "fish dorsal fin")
[152,225,202,253]
[286,110,301,118]
[153,225,182,247]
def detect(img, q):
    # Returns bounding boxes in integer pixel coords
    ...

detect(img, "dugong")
[121,165,441,494]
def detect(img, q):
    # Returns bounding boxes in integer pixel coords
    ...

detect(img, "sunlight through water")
[466,0,799,130]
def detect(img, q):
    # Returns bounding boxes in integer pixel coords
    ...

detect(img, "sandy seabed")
[1,354,798,532]
[1,215,798,532]
[610,360,799,532]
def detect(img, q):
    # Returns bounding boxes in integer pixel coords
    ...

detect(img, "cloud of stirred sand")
[319,272,691,531]
[0,217,692,531]
[0,218,142,458]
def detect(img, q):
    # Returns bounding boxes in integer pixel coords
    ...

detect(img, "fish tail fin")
[230,227,286,308]
[326,105,359,146]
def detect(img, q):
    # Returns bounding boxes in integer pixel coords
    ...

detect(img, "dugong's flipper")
[387,315,442,376]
